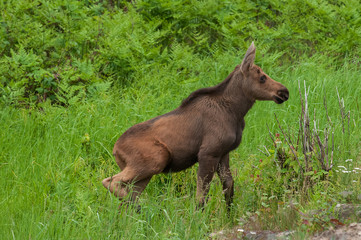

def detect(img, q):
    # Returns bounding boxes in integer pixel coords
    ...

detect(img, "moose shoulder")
[102,42,289,210]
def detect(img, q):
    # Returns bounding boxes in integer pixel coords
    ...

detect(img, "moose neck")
[221,71,255,120]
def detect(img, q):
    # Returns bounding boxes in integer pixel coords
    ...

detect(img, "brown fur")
[102,42,289,209]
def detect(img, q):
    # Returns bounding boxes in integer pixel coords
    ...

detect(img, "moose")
[102,42,289,210]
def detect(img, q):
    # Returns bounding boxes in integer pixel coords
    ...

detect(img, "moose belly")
[162,155,198,173]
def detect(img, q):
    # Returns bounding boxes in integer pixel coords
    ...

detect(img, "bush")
[1,0,360,106]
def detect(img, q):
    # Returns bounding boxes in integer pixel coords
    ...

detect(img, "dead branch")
[274,113,303,175]
[266,123,277,148]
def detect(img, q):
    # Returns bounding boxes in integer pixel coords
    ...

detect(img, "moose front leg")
[196,153,220,209]
[216,154,234,212]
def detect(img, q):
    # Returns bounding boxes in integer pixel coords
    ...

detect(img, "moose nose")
[277,88,289,101]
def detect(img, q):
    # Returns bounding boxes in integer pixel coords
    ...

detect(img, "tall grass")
[1,51,360,238]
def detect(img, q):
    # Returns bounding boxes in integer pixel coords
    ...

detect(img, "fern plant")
[56,80,85,106]
[1,0,361,107]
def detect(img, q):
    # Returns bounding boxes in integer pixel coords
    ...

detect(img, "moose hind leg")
[216,154,234,211]
[118,176,152,212]
[102,168,140,200]
[129,176,152,202]
[103,148,168,202]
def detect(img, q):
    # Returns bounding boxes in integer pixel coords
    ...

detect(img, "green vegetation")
[1,0,361,239]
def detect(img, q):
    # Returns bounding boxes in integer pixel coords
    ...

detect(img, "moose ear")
[241,42,256,74]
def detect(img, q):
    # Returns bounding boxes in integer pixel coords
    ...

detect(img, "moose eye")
[260,75,266,84]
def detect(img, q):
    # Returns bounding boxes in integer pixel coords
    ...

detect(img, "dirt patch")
[209,228,295,239]
[209,204,361,239]
[312,223,361,240]
[210,224,361,239]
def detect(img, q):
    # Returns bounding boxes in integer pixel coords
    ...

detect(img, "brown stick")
[274,113,303,175]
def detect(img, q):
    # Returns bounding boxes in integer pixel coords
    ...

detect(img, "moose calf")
[102,42,289,210]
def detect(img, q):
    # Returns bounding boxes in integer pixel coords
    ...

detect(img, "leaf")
[302,219,310,225]
[36,87,44,93]
[330,219,344,226]
[261,202,269,208]
[304,171,315,176]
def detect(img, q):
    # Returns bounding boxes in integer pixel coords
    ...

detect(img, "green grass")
[1,53,361,239]
[1,1,361,238]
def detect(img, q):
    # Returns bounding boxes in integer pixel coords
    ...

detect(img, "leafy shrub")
[0,0,360,106]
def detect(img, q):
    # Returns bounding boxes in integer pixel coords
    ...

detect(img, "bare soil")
[209,204,361,240]
[210,223,361,239]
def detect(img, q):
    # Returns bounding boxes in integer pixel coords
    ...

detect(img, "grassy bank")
[1,52,360,238]
[1,0,361,238]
